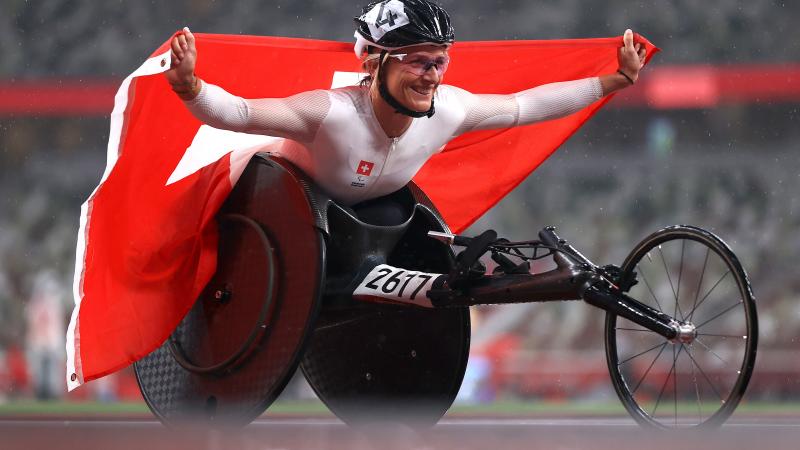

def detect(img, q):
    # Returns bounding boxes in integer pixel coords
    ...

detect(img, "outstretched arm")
[184,83,330,143]
[599,29,647,95]
[165,28,330,143]
[449,29,647,136]
[447,78,602,136]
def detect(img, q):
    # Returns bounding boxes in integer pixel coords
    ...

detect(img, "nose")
[421,64,440,83]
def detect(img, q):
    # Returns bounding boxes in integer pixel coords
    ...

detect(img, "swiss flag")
[357,160,375,176]
[67,32,657,390]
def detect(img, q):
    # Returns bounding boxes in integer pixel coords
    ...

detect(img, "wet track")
[2,416,799,450]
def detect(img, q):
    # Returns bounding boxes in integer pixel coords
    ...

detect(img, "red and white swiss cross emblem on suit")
[356,160,375,176]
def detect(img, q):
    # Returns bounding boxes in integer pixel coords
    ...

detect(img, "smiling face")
[377,44,449,113]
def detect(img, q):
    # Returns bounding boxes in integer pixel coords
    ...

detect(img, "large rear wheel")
[605,225,757,429]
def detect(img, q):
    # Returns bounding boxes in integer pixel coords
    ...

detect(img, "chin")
[403,98,432,113]
[413,102,432,112]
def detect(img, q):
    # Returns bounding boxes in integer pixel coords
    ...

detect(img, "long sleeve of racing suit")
[447,77,604,136]
[183,77,603,141]
[183,79,331,143]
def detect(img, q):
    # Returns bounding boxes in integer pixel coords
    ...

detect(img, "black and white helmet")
[354,0,455,57]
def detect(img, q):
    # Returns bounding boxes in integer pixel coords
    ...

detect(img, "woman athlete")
[166,0,645,204]
[164,0,647,304]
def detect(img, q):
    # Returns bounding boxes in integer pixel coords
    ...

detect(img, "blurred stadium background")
[1,0,799,415]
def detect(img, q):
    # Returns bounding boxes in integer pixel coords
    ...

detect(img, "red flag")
[67,33,657,390]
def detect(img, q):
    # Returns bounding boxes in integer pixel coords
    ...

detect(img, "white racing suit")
[185,77,603,303]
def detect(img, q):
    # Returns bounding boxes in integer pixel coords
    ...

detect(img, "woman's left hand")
[617,29,647,84]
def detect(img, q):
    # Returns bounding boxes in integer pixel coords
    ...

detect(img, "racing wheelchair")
[134,154,758,430]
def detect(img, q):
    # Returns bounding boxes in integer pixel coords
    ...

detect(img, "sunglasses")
[367,51,451,77]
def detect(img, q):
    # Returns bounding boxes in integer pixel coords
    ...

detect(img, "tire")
[605,225,758,429]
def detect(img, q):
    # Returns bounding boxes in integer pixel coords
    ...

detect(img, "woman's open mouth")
[409,86,433,99]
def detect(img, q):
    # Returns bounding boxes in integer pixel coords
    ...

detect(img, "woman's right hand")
[165,27,200,99]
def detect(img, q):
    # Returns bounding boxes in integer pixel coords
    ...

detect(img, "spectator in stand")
[25,270,65,400]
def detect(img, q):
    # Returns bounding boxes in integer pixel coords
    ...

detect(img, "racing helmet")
[354,0,455,57]
[354,0,455,118]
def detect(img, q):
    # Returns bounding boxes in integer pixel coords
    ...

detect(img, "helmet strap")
[376,50,435,119]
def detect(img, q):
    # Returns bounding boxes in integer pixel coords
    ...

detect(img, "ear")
[362,58,382,83]
[363,58,378,73]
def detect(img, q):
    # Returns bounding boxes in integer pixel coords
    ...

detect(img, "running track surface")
[2,416,800,450]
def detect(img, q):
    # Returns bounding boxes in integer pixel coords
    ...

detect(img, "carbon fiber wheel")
[605,225,758,429]
[134,155,324,427]
[301,185,470,427]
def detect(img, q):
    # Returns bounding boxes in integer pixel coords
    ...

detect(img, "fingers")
[170,44,183,70]
[171,35,182,57]
[170,50,179,69]
[183,27,195,47]
[171,36,186,63]
[623,28,634,52]
[171,28,194,54]
[169,27,196,69]
[177,34,188,53]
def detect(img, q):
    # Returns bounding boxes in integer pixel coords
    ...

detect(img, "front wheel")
[605,225,757,429]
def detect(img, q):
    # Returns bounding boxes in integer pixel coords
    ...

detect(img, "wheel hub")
[669,320,697,345]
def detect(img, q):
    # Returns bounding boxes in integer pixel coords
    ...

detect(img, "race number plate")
[353,264,443,308]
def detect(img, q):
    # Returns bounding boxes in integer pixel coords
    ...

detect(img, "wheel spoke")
[695,300,742,330]
[690,247,710,322]
[637,264,665,314]
[658,245,684,321]
[687,270,731,322]
[697,333,748,339]
[618,341,666,366]
[685,344,724,402]
[631,342,669,394]
[673,345,679,427]
[688,345,703,424]
[676,240,686,320]
[652,344,683,417]
[695,337,738,373]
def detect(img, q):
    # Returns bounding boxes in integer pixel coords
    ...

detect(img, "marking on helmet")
[360,0,410,41]
[375,2,398,27]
